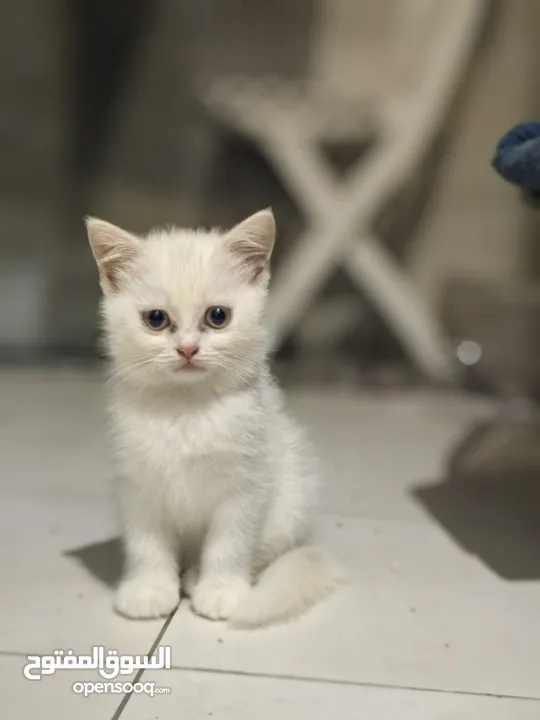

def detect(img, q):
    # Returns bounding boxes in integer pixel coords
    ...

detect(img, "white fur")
[87,210,341,628]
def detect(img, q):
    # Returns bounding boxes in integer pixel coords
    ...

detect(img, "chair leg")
[267,224,457,382]
[266,211,349,349]
[345,235,458,382]
[263,130,457,382]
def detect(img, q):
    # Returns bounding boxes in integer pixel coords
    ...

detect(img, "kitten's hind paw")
[191,576,250,621]
[115,576,180,619]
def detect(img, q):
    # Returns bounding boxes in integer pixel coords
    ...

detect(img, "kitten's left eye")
[142,309,170,331]
[204,306,231,329]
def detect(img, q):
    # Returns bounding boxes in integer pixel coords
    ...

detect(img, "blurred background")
[1,0,540,400]
[1,0,539,392]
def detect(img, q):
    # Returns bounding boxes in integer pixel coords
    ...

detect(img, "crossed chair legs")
[259,121,457,382]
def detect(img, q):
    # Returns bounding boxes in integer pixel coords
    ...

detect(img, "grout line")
[0,650,38,659]
[161,664,540,704]
[2,649,540,705]
[110,605,180,720]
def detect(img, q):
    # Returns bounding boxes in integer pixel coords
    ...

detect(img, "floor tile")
[0,369,166,659]
[0,655,122,720]
[1,368,536,719]
[158,515,540,699]
[0,489,164,657]
[288,389,495,521]
[121,669,540,720]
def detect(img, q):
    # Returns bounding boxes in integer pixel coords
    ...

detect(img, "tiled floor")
[1,368,539,719]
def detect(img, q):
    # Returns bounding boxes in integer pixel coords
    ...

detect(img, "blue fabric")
[492,122,540,191]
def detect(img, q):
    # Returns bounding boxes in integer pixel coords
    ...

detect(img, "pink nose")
[177,344,199,361]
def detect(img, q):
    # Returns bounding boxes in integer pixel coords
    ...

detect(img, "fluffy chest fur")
[110,384,269,519]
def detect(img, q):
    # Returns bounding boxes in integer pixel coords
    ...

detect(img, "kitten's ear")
[85,217,141,293]
[226,208,275,282]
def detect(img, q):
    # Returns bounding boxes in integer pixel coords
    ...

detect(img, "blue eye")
[204,306,231,329]
[143,309,170,331]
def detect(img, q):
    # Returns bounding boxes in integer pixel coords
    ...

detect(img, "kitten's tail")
[230,546,344,629]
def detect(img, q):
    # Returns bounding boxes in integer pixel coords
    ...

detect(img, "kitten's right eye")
[142,309,170,331]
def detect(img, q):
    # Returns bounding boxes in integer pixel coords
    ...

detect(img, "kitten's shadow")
[65,537,124,587]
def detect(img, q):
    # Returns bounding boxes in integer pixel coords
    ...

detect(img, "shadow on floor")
[65,536,123,588]
[413,420,540,580]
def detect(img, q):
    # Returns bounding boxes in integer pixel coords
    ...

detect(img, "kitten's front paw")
[115,576,180,619]
[191,576,250,621]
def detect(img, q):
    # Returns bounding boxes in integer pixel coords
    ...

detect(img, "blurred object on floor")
[416,261,540,578]
[446,413,540,477]
[201,0,489,383]
[436,275,540,511]
[414,422,540,580]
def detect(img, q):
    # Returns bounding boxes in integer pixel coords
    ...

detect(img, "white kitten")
[86,209,341,628]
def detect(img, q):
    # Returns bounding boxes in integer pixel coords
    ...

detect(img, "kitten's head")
[86,209,275,390]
